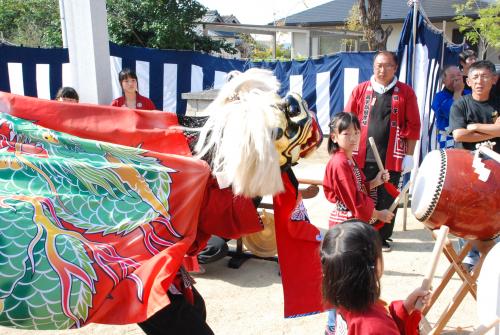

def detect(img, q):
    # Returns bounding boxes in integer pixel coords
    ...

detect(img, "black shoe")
[382,240,392,252]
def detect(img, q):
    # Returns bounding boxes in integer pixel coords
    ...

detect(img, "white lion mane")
[194,68,284,197]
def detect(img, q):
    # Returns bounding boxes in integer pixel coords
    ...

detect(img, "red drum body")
[411,149,500,240]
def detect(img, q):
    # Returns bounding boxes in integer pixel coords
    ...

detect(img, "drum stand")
[421,231,495,334]
[227,201,278,269]
[227,181,321,269]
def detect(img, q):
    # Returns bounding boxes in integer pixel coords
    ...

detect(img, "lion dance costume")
[0,69,323,333]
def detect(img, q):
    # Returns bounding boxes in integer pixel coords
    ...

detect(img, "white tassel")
[195,69,284,197]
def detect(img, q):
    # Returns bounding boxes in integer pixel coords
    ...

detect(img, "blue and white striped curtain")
[0,43,377,135]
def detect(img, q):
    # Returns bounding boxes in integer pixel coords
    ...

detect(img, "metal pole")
[272,32,276,59]
[440,20,446,69]
[403,0,420,231]
[58,0,68,48]
[411,0,419,86]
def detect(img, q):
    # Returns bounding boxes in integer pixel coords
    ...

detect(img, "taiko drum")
[411,149,499,240]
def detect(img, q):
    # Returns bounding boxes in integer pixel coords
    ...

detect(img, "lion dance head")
[194,68,322,198]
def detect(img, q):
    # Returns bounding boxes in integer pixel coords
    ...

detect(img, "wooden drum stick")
[415,225,449,310]
[297,178,323,186]
[368,137,386,172]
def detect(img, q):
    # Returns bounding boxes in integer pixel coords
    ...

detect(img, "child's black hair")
[458,49,477,67]
[55,86,79,102]
[320,219,382,312]
[118,68,139,95]
[327,112,361,154]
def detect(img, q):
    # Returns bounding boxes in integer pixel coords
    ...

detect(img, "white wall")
[312,37,320,57]
[291,32,310,59]
[385,23,403,51]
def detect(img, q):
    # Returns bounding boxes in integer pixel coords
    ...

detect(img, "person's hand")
[404,287,432,314]
[372,169,390,187]
[453,77,464,93]
[402,155,414,173]
[374,209,394,223]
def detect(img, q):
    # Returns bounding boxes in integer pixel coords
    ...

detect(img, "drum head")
[411,150,446,221]
[242,210,277,258]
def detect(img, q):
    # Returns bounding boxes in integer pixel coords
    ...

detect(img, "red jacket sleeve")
[400,85,421,140]
[323,154,375,222]
[389,300,422,335]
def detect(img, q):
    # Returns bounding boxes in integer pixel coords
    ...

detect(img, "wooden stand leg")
[422,237,473,316]
[421,234,494,334]
[430,251,486,334]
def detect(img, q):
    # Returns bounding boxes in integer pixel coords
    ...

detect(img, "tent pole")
[441,20,446,69]
[411,0,419,86]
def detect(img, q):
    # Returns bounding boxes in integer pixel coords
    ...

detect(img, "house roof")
[200,10,240,38]
[283,0,488,26]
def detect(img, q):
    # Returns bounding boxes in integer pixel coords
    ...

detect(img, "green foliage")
[106,0,236,54]
[0,0,237,54]
[0,0,62,47]
[340,3,364,51]
[454,0,500,58]
[250,40,291,61]
[345,4,362,32]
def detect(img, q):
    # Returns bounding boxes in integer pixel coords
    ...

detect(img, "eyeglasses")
[469,75,493,81]
[374,63,396,70]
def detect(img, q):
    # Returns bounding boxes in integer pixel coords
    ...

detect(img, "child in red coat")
[323,112,393,227]
[320,220,431,334]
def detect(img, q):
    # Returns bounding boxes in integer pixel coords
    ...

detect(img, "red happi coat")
[273,169,325,318]
[111,92,157,110]
[344,81,421,172]
[335,300,422,335]
[323,150,375,226]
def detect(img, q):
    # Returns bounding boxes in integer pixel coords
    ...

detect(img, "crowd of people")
[50,50,498,334]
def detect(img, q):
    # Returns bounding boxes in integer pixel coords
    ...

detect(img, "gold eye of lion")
[42,132,59,144]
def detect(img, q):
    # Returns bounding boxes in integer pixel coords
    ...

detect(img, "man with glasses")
[450,59,500,273]
[345,51,421,252]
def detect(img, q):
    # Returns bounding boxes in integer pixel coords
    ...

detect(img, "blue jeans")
[457,237,499,267]
[457,238,480,266]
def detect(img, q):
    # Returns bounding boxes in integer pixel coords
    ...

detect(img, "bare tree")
[357,0,393,50]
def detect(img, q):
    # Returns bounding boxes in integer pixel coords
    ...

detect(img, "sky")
[197,0,332,25]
